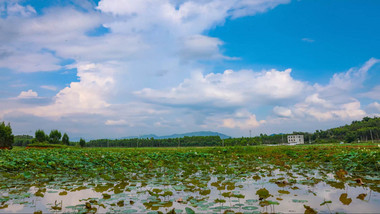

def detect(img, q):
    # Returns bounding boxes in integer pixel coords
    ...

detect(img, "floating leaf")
[278,190,290,194]
[185,207,195,214]
[242,206,258,210]
[339,193,352,205]
[267,200,279,205]
[356,193,367,200]
[211,206,230,210]
[304,205,317,214]
[256,188,271,200]
[292,199,308,203]
[58,191,67,196]
[336,169,348,180]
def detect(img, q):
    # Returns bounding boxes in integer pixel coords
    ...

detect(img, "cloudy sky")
[1,0,379,139]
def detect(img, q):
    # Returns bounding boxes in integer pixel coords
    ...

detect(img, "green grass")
[26,142,69,148]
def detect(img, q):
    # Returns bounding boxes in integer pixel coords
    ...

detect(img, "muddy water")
[1,167,379,213]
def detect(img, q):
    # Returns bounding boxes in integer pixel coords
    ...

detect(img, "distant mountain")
[125,131,230,139]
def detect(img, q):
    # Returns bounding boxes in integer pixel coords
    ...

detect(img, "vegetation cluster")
[0,144,379,213]
[87,136,222,148]
[86,117,380,147]
[0,122,13,149]
[13,130,79,148]
[3,116,380,149]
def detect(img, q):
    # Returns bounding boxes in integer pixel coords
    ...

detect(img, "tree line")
[2,116,380,149]
[86,116,380,147]
[13,129,71,146]
[239,116,380,144]
[86,136,222,148]
[312,116,380,143]
[13,129,87,147]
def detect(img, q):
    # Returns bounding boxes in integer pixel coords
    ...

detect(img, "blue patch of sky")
[4,67,78,98]
[0,68,15,98]
[19,0,101,14]
[59,58,76,66]
[365,63,380,89]
[359,63,380,106]
[86,25,110,37]
[207,0,380,85]
[38,48,76,66]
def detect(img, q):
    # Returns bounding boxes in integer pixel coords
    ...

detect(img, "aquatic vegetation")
[0,143,379,213]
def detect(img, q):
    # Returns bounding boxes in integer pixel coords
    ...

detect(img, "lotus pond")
[0,144,379,213]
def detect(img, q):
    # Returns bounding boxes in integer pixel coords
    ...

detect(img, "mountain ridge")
[123,131,230,139]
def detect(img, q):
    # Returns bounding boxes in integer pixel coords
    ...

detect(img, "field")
[1,143,379,213]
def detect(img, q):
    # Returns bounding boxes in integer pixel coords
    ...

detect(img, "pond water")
[1,164,379,213]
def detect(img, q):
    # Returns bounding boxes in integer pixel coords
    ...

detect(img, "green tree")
[35,129,47,143]
[79,138,86,147]
[49,130,62,144]
[344,132,357,143]
[0,122,14,149]
[62,133,70,145]
[14,135,33,147]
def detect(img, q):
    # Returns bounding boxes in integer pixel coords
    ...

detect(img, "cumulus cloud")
[135,68,308,107]
[317,57,379,94]
[134,58,376,129]
[17,89,38,99]
[221,110,265,129]
[273,106,292,118]
[105,119,128,126]
[1,0,379,138]
[294,99,366,121]
[283,58,379,122]
[180,35,225,61]
[18,63,115,118]
[366,102,380,115]
[98,0,284,34]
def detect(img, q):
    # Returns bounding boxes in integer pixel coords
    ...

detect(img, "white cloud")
[294,99,365,121]
[221,110,265,129]
[17,90,38,99]
[229,0,290,18]
[273,106,292,117]
[1,0,379,138]
[180,35,225,61]
[301,38,314,43]
[105,119,128,126]
[361,85,380,100]
[252,69,308,99]
[260,58,379,126]
[279,58,379,122]
[0,52,61,73]
[318,57,379,93]
[366,102,380,115]
[135,68,308,107]
[40,85,57,91]
[98,0,289,36]
[304,93,332,108]
[17,63,115,118]
[4,3,36,17]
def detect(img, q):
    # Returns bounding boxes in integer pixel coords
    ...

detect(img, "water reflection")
[1,166,379,213]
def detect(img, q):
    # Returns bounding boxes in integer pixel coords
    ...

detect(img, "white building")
[287,135,304,144]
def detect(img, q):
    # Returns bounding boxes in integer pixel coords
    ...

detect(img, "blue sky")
[209,1,380,79]
[0,0,379,139]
